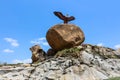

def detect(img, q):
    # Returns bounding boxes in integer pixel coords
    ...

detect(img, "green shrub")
[55,47,82,58]
[108,77,120,80]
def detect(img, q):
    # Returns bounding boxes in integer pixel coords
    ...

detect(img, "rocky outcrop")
[30,45,46,63]
[0,44,120,80]
[55,44,120,59]
[46,24,85,51]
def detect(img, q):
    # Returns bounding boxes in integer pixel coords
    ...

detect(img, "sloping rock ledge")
[0,44,120,80]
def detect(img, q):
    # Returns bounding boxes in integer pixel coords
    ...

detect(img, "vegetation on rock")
[55,44,120,59]
[108,77,120,80]
[55,47,82,58]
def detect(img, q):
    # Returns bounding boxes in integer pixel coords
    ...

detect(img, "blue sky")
[0,0,120,63]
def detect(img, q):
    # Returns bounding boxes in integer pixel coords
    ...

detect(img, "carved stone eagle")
[54,11,75,24]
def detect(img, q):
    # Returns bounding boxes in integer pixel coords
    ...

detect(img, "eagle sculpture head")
[54,11,75,24]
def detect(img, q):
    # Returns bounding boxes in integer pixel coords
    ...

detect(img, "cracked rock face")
[0,44,120,80]
[46,24,85,51]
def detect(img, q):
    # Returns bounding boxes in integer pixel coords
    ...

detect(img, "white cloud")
[3,49,14,53]
[4,38,19,47]
[30,37,49,46]
[97,43,104,46]
[30,40,40,45]
[42,42,49,46]
[114,44,120,49]
[38,37,46,41]
[12,59,32,64]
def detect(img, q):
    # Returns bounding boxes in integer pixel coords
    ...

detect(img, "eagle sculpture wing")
[54,11,66,20]
[53,11,75,24]
[67,16,75,21]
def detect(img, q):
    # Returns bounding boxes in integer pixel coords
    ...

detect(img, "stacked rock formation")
[46,24,85,51]
[30,45,46,63]
[0,44,120,80]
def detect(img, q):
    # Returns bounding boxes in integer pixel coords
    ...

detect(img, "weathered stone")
[115,49,120,58]
[46,24,85,51]
[0,44,120,80]
[47,48,56,56]
[116,48,120,53]
[30,45,46,63]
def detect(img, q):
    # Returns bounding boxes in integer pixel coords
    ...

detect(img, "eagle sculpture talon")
[54,11,75,24]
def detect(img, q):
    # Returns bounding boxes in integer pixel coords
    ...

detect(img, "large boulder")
[46,24,85,51]
[30,45,46,63]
